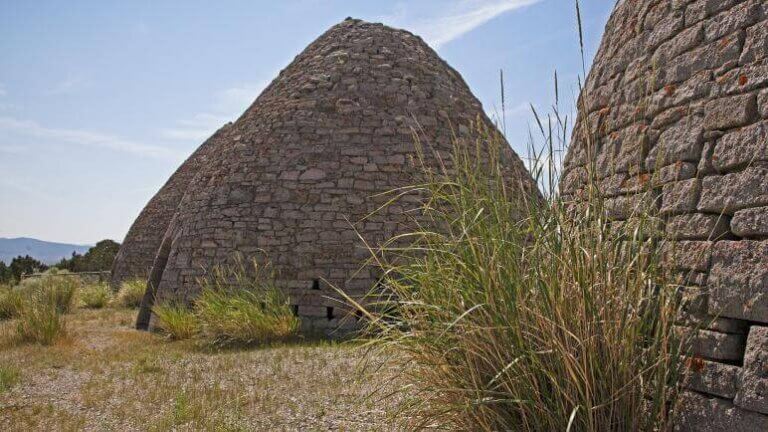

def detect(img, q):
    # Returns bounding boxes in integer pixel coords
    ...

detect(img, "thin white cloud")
[0,116,182,160]
[0,144,26,155]
[484,101,531,133]
[0,177,53,199]
[133,22,150,36]
[161,81,270,142]
[0,84,14,110]
[502,102,532,117]
[49,77,85,95]
[161,113,231,141]
[162,1,539,142]
[384,0,541,49]
[213,82,270,113]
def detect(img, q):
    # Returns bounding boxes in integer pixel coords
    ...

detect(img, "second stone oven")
[120,18,537,336]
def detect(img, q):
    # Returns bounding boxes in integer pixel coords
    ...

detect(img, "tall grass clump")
[153,304,197,340]
[15,298,67,345]
[151,257,299,345]
[116,278,146,308]
[194,256,300,347]
[355,121,683,430]
[9,272,80,344]
[20,274,79,314]
[79,283,112,309]
[0,285,24,319]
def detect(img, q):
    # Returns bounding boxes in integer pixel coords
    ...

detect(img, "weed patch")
[16,300,66,345]
[195,284,299,348]
[116,279,146,308]
[153,304,197,340]
[152,258,299,347]
[0,285,24,319]
[79,283,112,309]
[0,364,20,393]
[20,274,79,314]
[133,355,164,374]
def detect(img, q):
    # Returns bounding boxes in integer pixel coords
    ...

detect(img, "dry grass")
[0,307,406,431]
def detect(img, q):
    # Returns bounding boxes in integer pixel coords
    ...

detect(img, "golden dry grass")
[0,307,405,431]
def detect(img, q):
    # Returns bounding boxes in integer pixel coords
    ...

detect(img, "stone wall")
[110,124,231,287]
[563,1,768,429]
[136,19,537,336]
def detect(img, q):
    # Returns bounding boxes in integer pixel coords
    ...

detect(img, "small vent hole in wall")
[326,306,335,320]
[291,305,299,316]
[312,279,320,290]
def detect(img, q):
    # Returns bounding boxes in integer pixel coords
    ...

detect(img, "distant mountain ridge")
[0,237,91,265]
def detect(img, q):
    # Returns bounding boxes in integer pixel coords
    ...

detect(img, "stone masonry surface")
[111,124,231,286]
[130,19,537,336]
[563,0,768,429]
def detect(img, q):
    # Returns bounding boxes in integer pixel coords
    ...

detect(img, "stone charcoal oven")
[112,18,537,336]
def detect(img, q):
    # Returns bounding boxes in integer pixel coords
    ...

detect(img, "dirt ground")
[0,308,407,431]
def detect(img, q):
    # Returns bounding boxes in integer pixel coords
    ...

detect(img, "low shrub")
[153,304,197,340]
[79,283,112,309]
[116,279,146,308]
[194,257,300,347]
[15,300,66,345]
[0,365,20,393]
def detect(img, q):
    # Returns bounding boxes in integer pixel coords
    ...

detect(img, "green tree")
[55,251,82,272]
[9,255,48,281]
[55,240,120,272]
[80,240,120,271]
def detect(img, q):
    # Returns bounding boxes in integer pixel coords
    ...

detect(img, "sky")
[0,0,615,245]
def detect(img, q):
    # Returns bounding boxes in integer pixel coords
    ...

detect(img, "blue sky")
[0,0,614,244]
